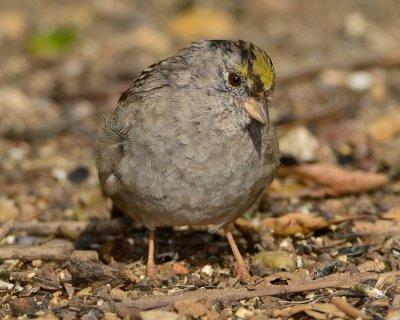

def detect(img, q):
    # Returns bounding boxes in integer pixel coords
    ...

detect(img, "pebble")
[347,71,373,91]
[235,307,254,319]
[201,264,214,277]
[110,287,127,300]
[0,280,14,290]
[51,168,67,181]
[103,312,120,320]
[32,260,42,268]
[279,126,319,162]
[76,287,93,297]
[344,12,367,38]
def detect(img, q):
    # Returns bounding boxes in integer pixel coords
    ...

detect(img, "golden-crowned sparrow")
[96,40,279,280]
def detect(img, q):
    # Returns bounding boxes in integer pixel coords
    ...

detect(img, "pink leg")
[224,224,251,281]
[145,230,158,278]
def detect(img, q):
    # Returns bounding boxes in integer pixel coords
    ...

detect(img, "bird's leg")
[223,224,252,281]
[145,230,158,278]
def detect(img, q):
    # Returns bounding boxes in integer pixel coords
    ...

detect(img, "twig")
[0,245,98,261]
[279,51,400,86]
[115,271,400,311]
[0,245,73,261]
[331,297,370,319]
[10,218,130,238]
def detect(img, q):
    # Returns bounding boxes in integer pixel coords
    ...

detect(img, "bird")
[96,39,279,280]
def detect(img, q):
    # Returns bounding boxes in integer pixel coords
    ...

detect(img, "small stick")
[0,245,99,261]
[0,245,73,261]
[115,271,400,311]
[332,297,370,319]
[10,218,129,237]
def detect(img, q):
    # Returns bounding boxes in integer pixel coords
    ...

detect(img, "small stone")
[344,12,367,38]
[346,71,373,91]
[32,260,42,268]
[201,265,214,277]
[51,168,67,181]
[8,146,28,160]
[235,307,254,319]
[110,288,127,301]
[0,280,14,290]
[252,250,296,271]
[103,312,120,320]
[280,126,319,162]
[76,287,92,297]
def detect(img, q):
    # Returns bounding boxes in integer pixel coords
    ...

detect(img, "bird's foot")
[235,263,253,282]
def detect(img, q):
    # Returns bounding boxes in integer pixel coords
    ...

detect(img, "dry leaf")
[279,163,388,196]
[272,303,346,318]
[261,212,329,236]
[252,250,296,271]
[168,7,235,41]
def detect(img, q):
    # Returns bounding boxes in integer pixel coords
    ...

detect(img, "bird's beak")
[242,97,268,125]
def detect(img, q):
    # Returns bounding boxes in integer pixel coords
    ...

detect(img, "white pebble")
[51,168,67,181]
[235,307,254,319]
[347,71,373,91]
[201,264,214,277]
[0,280,14,290]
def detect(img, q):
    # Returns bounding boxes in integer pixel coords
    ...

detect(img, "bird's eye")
[228,72,242,87]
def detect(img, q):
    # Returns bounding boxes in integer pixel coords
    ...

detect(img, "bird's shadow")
[73,220,245,268]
